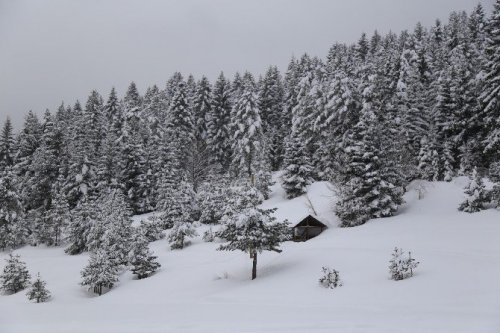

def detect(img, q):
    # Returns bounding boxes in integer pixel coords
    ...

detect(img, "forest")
[0,2,499,261]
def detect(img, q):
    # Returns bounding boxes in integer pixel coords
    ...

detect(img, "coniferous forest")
[0,2,499,284]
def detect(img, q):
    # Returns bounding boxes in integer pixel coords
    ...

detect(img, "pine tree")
[167,216,198,250]
[129,230,161,279]
[99,189,133,267]
[258,66,284,170]
[80,248,118,296]
[193,76,212,142]
[482,0,500,159]
[26,273,51,303]
[458,167,489,213]
[0,117,15,170]
[0,254,31,294]
[216,185,289,280]
[230,74,263,181]
[198,179,229,225]
[0,166,26,250]
[281,135,313,199]
[335,76,403,227]
[389,247,419,281]
[207,73,233,171]
[138,216,165,242]
[45,176,70,246]
[65,195,97,255]
[168,82,194,160]
[489,162,500,209]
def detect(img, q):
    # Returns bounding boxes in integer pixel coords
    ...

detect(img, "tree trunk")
[252,251,257,280]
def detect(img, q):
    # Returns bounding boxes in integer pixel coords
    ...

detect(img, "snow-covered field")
[1,178,500,333]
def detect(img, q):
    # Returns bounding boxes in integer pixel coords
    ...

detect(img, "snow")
[1,178,500,332]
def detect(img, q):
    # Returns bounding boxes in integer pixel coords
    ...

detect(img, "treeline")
[0,2,499,250]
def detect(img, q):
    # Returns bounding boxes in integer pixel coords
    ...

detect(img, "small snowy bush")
[319,267,342,289]
[202,228,215,242]
[389,247,419,281]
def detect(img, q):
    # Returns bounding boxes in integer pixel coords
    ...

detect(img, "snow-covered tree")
[168,216,198,250]
[488,162,500,209]
[216,185,289,280]
[65,195,97,255]
[388,247,419,281]
[26,273,51,303]
[481,0,500,158]
[458,168,489,213]
[0,167,26,250]
[319,267,343,289]
[335,78,403,227]
[230,74,263,182]
[0,117,15,170]
[0,254,31,294]
[138,217,165,242]
[99,189,133,267]
[207,73,233,171]
[129,230,161,279]
[197,180,229,225]
[80,248,119,296]
[281,135,313,199]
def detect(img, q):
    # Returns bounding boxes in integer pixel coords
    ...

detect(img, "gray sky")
[0,0,494,129]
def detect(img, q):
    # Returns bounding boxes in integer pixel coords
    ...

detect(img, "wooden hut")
[292,215,327,241]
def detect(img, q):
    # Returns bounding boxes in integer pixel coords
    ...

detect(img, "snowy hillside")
[1,178,500,333]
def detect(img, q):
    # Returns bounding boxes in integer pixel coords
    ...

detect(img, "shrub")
[389,247,419,281]
[319,267,342,289]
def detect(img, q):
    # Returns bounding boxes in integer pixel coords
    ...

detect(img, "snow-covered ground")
[1,178,500,333]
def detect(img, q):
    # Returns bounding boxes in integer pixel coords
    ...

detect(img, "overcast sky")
[0,0,494,129]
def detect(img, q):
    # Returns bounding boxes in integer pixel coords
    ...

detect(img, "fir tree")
[129,230,161,279]
[207,72,233,171]
[0,254,31,294]
[193,76,212,142]
[482,0,500,159]
[230,74,263,182]
[80,248,118,296]
[458,167,489,213]
[26,273,51,303]
[168,214,198,250]
[389,247,419,281]
[335,77,403,227]
[281,135,313,199]
[0,117,15,170]
[99,189,133,267]
[0,166,26,250]
[65,195,97,255]
[216,185,289,280]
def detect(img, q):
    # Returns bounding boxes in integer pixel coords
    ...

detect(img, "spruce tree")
[193,76,212,142]
[0,166,26,250]
[129,230,161,279]
[482,0,500,159]
[80,248,118,296]
[335,78,403,227]
[0,117,15,170]
[99,189,133,267]
[207,72,233,171]
[281,135,313,199]
[0,254,31,294]
[216,185,289,280]
[26,273,51,303]
[230,74,263,182]
[65,195,97,255]
[459,167,489,213]
[167,216,198,250]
